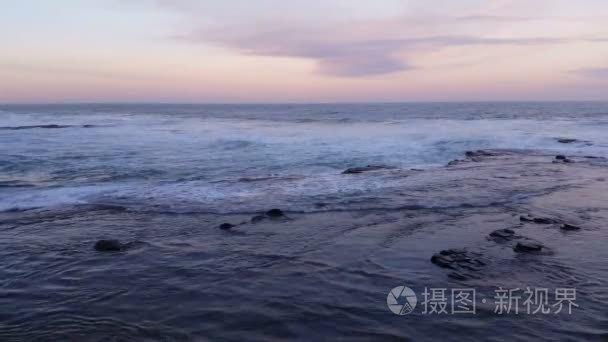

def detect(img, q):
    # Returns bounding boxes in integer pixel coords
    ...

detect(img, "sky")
[1,0,608,103]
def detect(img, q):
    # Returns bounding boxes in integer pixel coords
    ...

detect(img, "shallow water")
[1,103,607,341]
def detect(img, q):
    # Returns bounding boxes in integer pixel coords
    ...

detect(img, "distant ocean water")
[1,102,607,213]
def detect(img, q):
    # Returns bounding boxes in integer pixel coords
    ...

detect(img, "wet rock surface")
[0,124,97,130]
[514,241,544,253]
[342,165,394,174]
[94,239,144,252]
[556,137,593,146]
[94,239,123,251]
[488,228,519,241]
[557,138,578,144]
[520,215,561,224]
[265,209,284,217]
[560,223,581,231]
[219,222,236,230]
[431,249,487,279]
[553,157,574,163]
[447,150,504,166]
[465,150,496,157]
[250,209,289,223]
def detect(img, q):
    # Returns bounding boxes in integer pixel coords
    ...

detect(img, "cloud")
[181,30,580,77]
[136,0,608,78]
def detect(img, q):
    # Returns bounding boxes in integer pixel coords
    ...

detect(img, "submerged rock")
[250,208,288,223]
[560,223,581,231]
[557,138,578,144]
[431,248,486,272]
[533,217,561,224]
[251,215,266,223]
[0,124,73,130]
[431,248,486,280]
[94,239,124,252]
[265,208,284,217]
[465,150,495,158]
[520,215,560,224]
[489,228,517,241]
[94,239,144,252]
[555,155,566,160]
[439,248,467,256]
[514,241,543,253]
[219,223,235,230]
[553,157,574,164]
[342,165,393,174]
[520,215,534,222]
[431,254,455,269]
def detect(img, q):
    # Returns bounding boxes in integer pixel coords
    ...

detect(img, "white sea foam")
[1,103,607,212]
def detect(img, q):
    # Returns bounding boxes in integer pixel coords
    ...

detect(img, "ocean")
[1,102,607,341]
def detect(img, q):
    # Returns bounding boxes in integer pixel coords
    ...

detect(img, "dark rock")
[465,150,495,158]
[520,215,534,222]
[557,138,578,144]
[533,217,560,224]
[514,241,543,253]
[238,176,275,183]
[1,124,72,130]
[219,223,235,230]
[489,228,516,240]
[447,159,461,166]
[431,248,487,278]
[94,239,124,252]
[92,204,128,212]
[251,215,266,223]
[431,254,455,269]
[265,208,284,217]
[342,165,393,174]
[560,223,581,231]
[520,215,560,224]
[439,248,467,256]
[553,156,574,163]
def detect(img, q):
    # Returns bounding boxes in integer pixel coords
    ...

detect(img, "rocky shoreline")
[83,149,608,285]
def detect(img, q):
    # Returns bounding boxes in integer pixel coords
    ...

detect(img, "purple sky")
[1,0,608,102]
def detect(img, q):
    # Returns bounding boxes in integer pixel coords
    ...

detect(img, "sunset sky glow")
[1,0,608,103]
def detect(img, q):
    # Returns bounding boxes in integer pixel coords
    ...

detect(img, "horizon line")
[2,99,608,106]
